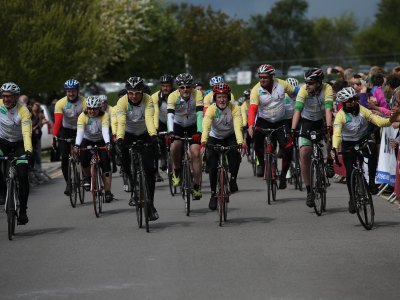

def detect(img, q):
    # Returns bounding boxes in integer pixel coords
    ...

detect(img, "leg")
[190,143,202,199]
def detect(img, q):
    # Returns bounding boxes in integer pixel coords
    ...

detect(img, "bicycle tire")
[97,167,103,214]
[223,167,229,222]
[67,159,77,208]
[351,170,374,230]
[182,162,191,216]
[134,174,142,228]
[167,155,175,196]
[251,147,257,177]
[6,180,16,240]
[91,164,100,218]
[140,172,150,233]
[321,163,327,212]
[295,148,303,191]
[217,168,224,226]
[77,163,85,204]
[310,160,323,216]
[272,157,277,202]
[265,154,272,205]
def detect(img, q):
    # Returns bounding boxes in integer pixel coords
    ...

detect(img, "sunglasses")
[305,81,316,85]
[179,85,192,90]
[259,76,272,80]
[345,96,359,103]
[128,91,142,95]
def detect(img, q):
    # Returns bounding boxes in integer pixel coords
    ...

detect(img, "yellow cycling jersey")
[54,96,86,130]
[76,112,110,143]
[109,106,118,135]
[0,99,32,152]
[115,94,156,139]
[332,105,391,149]
[201,102,243,144]
[167,89,204,131]
[294,83,333,121]
[240,101,248,126]
[203,92,235,109]
[151,91,168,130]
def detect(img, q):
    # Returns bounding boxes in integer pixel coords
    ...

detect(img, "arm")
[101,113,110,143]
[20,106,33,152]
[145,96,157,136]
[247,86,259,127]
[373,87,389,109]
[201,106,213,144]
[152,94,160,130]
[116,98,127,140]
[167,93,176,133]
[324,84,334,127]
[75,113,85,146]
[363,106,391,127]
[195,90,204,132]
[332,112,344,149]
[232,104,244,144]
[53,99,64,137]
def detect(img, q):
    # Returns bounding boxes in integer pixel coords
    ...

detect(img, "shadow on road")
[149,221,194,233]
[101,208,132,217]
[15,227,74,238]
[370,220,400,228]
[224,216,274,225]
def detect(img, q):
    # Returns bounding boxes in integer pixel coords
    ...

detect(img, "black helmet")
[304,68,324,82]
[159,74,174,84]
[126,76,145,90]
[176,73,193,86]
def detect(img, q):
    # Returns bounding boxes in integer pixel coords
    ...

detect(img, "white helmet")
[86,96,102,108]
[99,95,108,103]
[286,77,299,87]
[209,75,224,86]
[336,87,358,102]
[1,82,20,95]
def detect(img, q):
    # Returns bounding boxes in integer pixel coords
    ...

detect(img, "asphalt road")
[1,161,400,300]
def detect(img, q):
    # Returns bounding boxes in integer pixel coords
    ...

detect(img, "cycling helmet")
[257,64,275,75]
[125,76,145,90]
[212,83,231,95]
[286,77,299,87]
[304,68,324,82]
[86,96,102,108]
[159,74,174,84]
[209,75,224,86]
[64,79,80,89]
[336,87,358,102]
[1,82,20,95]
[176,73,193,86]
[243,89,251,98]
[99,94,108,103]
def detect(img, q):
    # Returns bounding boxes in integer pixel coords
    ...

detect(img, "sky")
[166,0,380,25]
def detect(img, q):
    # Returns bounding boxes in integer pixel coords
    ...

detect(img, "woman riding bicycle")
[331,87,392,213]
[74,96,113,203]
[201,83,244,210]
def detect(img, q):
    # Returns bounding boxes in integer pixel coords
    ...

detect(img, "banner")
[376,127,399,185]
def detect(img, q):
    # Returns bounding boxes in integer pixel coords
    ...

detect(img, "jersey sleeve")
[195,90,204,132]
[201,104,215,143]
[75,113,86,146]
[241,102,248,127]
[145,96,157,136]
[278,78,295,95]
[248,83,260,126]
[20,106,33,152]
[294,85,308,111]
[362,106,391,127]
[116,96,128,139]
[323,84,333,109]
[332,110,345,149]
[232,104,244,144]
[152,92,160,130]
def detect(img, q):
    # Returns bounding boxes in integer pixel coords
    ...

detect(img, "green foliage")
[248,0,314,70]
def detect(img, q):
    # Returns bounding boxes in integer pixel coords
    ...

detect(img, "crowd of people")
[1,62,400,226]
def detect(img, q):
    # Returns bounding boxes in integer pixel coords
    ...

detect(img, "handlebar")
[206,144,240,152]
[80,146,108,151]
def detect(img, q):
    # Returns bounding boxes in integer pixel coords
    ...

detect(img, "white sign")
[236,71,252,85]
[376,126,399,185]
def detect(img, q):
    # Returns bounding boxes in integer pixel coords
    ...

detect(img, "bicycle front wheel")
[91,164,100,218]
[217,168,225,226]
[311,160,323,216]
[351,170,374,230]
[139,173,150,233]
[265,154,272,205]
[68,159,77,208]
[272,157,277,202]
[77,163,85,204]
[167,154,175,196]
[97,168,104,214]
[182,163,191,216]
[6,180,16,240]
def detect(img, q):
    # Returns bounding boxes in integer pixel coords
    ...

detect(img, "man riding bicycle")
[291,68,335,207]
[248,64,298,189]
[330,87,392,213]
[53,79,86,195]
[0,82,32,225]
[115,76,159,221]
[167,73,204,200]
[75,96,114,203]
[201,83,244,210]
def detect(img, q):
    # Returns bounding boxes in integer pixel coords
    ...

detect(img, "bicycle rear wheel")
[351,170,374,230]
[311,160,323,216]
[91,164,100,218]
[68,159,77,208]
[139,173,150,232]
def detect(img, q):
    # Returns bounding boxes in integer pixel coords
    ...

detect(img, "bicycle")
[304,129,329,216]
[127,141,152,232]
[174,133,193,216]
[290,132,303,191]
[333,142,375,230]
[80,145,107,218]
[256,126,285,205]
[207,144,239,226]
[57,137,85,207]
[159,131,176,197]
[0,154,25,240]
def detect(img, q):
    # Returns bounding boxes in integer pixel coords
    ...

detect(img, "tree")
[248,0,315,70]
[353,0,400,65]
[313,14,358,65]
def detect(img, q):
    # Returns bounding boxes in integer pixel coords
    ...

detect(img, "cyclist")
[284,78,299,133]
[0,83,32,225]
[291,68,334,207]
[248,64,298,189]
[238,89,252,158]
[201,83,244,210]
[203,75,235,113]
[331,87,392,213]
[167,73,203,199]
[194,81,206,96]
[152,74,175,181]
[75,96,113,203]
[99,95,117,173]
[115,77,159,221]
[53,79,86,195]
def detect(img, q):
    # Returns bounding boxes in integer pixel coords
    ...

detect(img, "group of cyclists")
[1,62,400,226]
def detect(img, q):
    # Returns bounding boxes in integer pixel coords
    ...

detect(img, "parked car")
[287,65,304,77]
[384,61,399,73]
